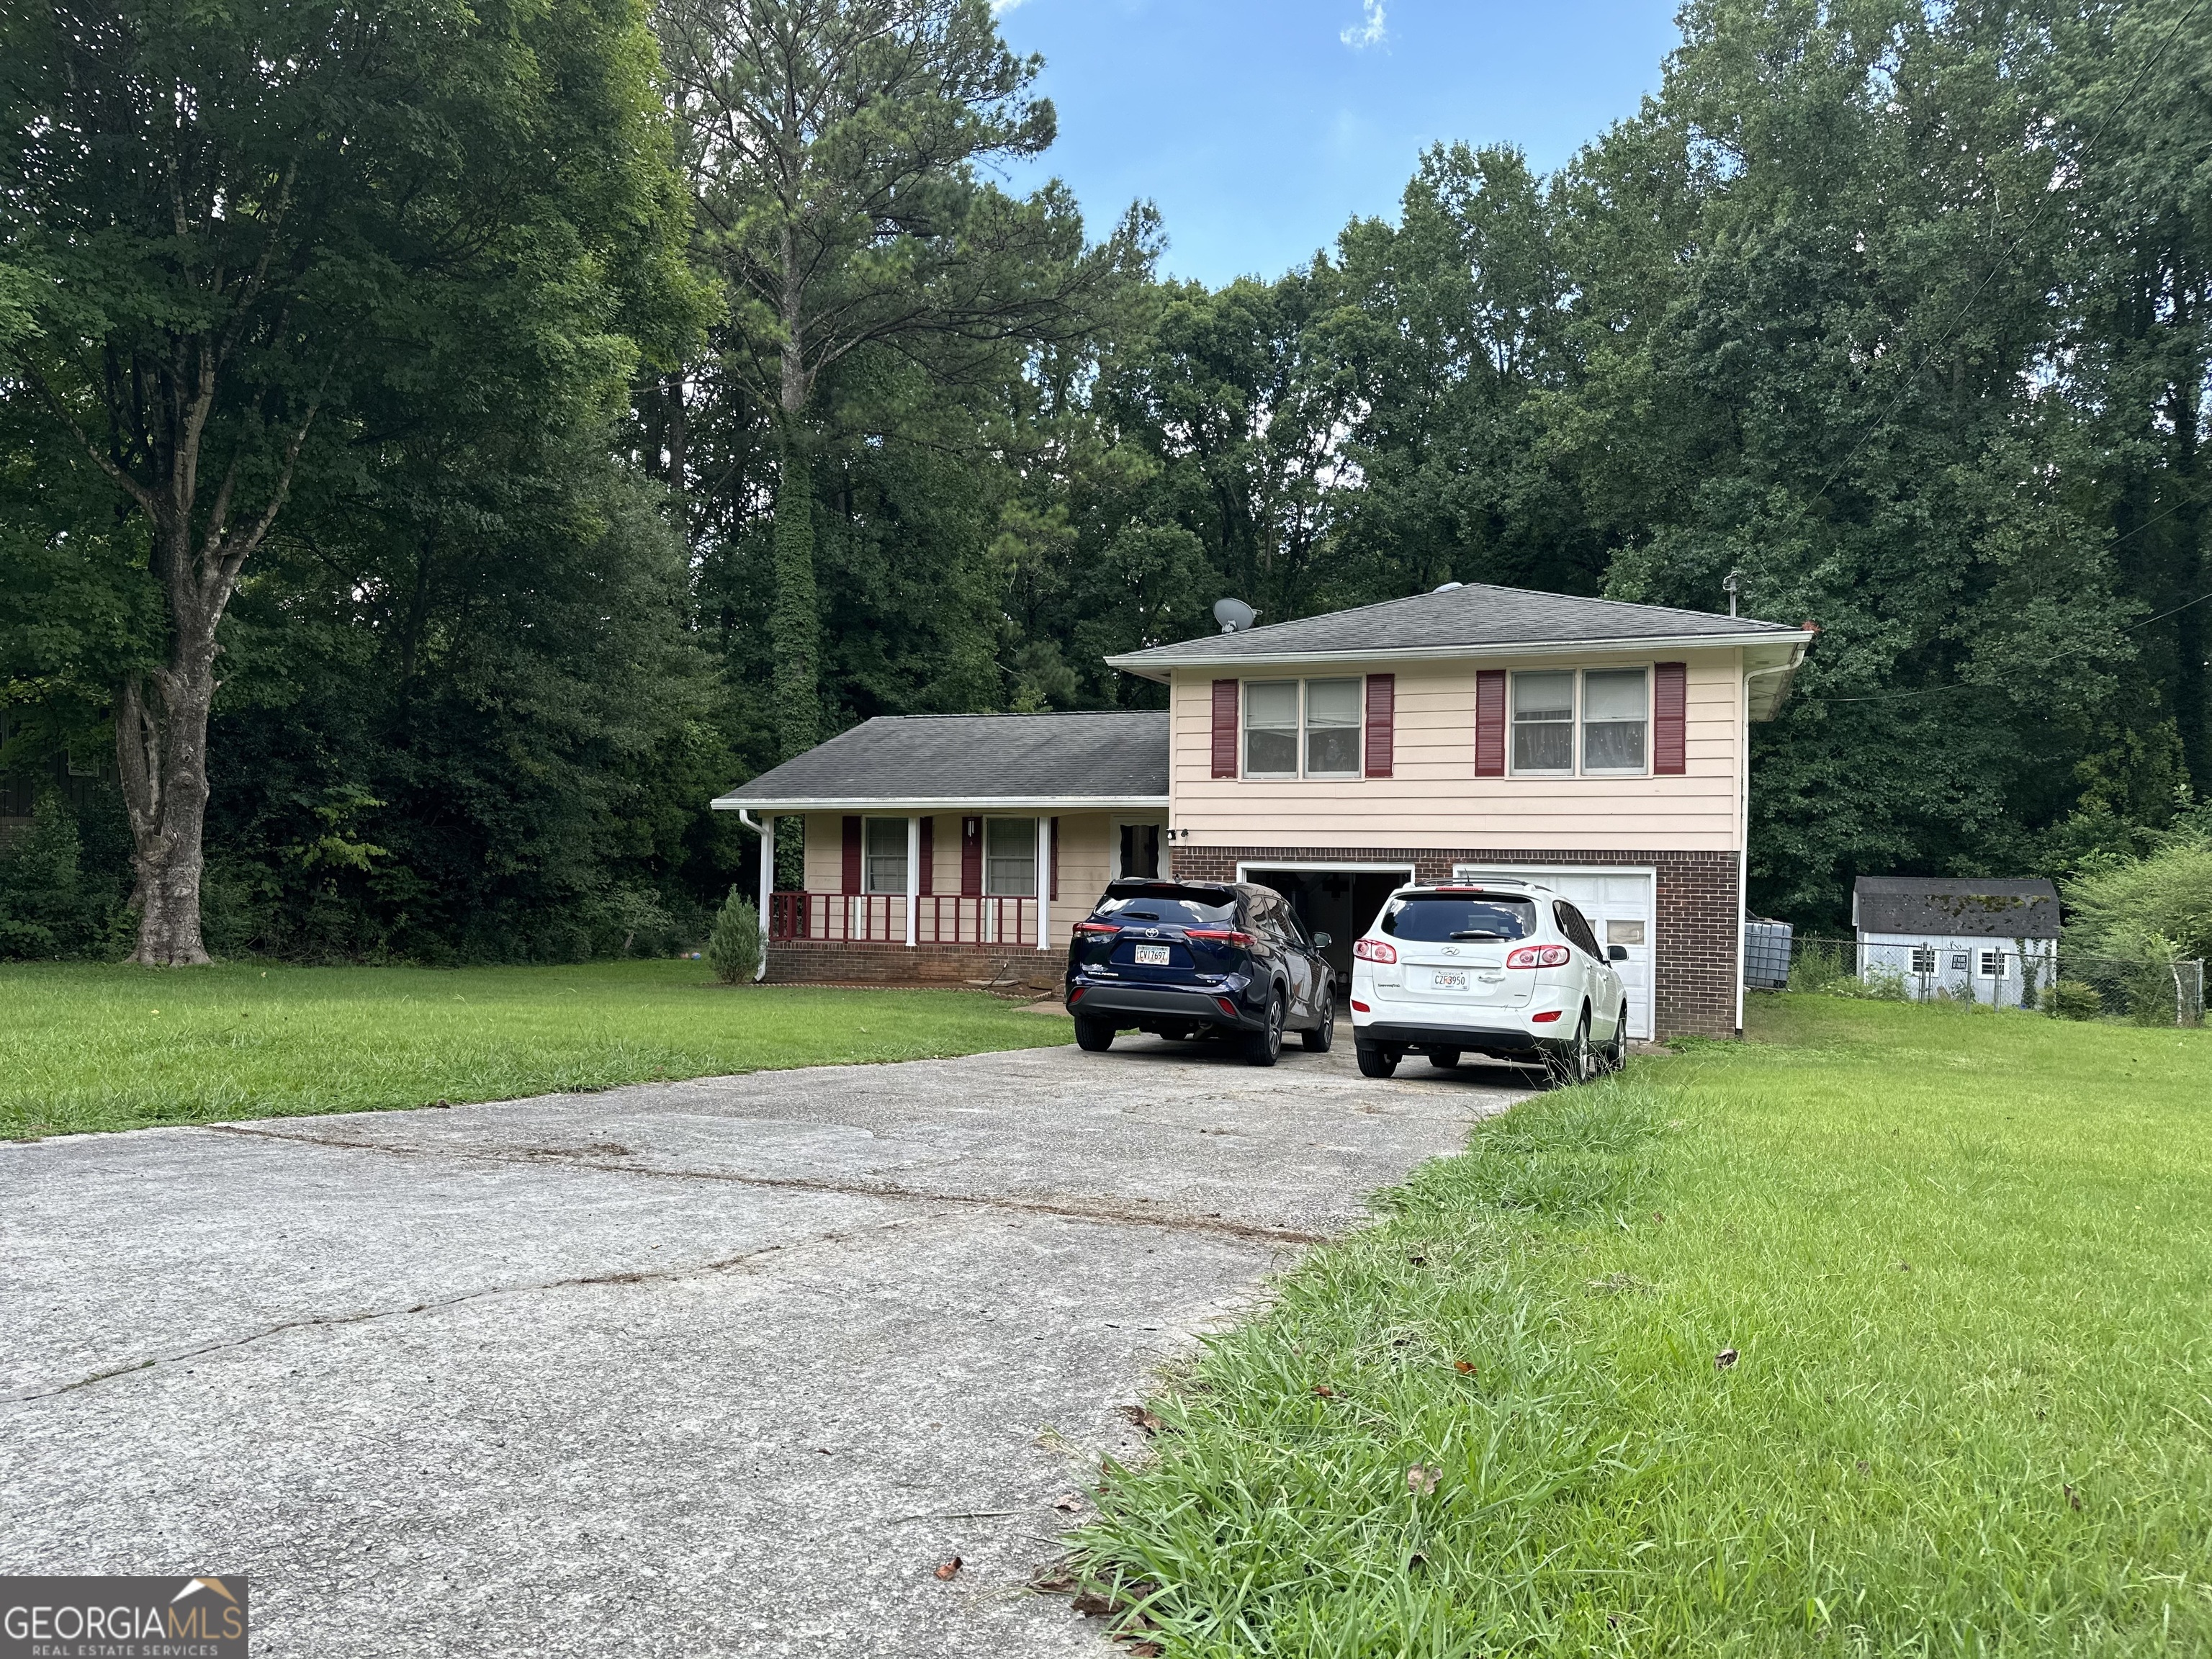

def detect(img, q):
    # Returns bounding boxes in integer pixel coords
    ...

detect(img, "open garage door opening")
[1240,866,1413,993]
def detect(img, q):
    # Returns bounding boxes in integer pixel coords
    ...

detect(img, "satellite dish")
[1214,597,1257,634]
[1433,581,1464,593]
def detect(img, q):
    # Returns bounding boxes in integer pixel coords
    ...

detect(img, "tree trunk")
[770,430,819,760]
[114,572,221,966]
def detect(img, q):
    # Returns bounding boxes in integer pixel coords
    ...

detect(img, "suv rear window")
[1095,887,1237,929]
[1379,893,1538,942]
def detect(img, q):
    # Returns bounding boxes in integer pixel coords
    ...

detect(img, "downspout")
[1739,659,1799,1034]
[737,809,773,983]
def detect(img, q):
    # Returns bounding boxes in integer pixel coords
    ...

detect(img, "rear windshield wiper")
[1449,930,1508,940]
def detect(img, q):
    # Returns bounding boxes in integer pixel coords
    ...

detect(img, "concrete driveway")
[1,1030,1523,1656]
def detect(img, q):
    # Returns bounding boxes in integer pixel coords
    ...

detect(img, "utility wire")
[1804,0,2206,507]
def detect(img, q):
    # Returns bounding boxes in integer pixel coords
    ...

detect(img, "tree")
[657,0,1125,757]
[0,0,690,962]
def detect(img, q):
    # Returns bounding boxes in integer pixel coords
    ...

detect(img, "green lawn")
[0,960,1069,1138]
[1078,996,2212,1655]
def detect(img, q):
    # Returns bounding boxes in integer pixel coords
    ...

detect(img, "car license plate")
[1430,971,1470,992]
[1133,944,1172,966]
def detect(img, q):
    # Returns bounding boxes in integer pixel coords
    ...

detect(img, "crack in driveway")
[197,1121,1330,1247]
[3,1218,911,1406]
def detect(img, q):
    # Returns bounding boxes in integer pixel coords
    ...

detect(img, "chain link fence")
[1748,930,2204,1028]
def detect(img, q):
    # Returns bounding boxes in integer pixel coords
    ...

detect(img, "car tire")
[1425,1048,1460,1069]
[1241,989,1285,1067]
[1074,1016,1115,1053]
[1301,986,1336,1052]
[1603,1013,1627,1073]
[1355,1041,1398,1079]
[1568,1009,1594,1084]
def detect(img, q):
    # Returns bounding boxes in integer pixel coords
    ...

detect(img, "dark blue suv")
[1064,879,1335,1066]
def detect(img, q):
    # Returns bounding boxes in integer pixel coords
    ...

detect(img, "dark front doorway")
[1242,867,1411,991]
[1119,822,1161,880]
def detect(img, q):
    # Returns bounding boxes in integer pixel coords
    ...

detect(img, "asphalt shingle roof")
[1109,582,1800,667]
[714,711,1169,807]
[1853,877,2061,939]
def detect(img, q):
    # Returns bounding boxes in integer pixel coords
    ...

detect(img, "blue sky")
[992,0,1683,288]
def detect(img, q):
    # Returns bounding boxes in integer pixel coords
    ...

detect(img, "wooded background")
[3,0,2207,961]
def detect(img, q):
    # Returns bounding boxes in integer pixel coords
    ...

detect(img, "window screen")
[1581,669,1648,773]
[1511,672,1574,771]
[1244,681,1300,775]
[984,817,1036,896]
[1304,679,1362,775]
[863,817,907,894]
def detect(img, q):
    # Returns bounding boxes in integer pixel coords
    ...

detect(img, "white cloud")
[1340,0,1385,49]
[992,0,1028,13]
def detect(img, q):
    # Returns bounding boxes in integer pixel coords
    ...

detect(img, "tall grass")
[1077,997,2212,1655]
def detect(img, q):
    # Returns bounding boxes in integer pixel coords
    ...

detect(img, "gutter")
[710,795,1172,814]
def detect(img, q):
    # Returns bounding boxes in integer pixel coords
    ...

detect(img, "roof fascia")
[711,794,1172,814]
[1105,631,1815,683]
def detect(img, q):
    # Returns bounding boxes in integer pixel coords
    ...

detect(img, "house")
[713,582,1815,1036]
[1852,876,2059,1007]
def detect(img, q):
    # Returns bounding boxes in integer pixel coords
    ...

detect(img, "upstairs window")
[1511,672,1575,773]
[1510,668,1652,775]
[1244,679,1363,778]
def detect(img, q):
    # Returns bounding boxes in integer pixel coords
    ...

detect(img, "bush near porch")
[1076,995,2212,1655]
[0,961,1069,1140]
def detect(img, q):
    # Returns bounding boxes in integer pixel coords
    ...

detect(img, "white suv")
[1348,878,1629,1082]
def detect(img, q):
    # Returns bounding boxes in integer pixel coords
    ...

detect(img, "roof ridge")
[850,709,1165,723]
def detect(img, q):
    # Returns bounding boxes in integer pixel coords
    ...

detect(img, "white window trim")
[1977,948,2006,979]
[1506,666,1653,779]
[1241,676,1365,781]
[981,814,1040,898]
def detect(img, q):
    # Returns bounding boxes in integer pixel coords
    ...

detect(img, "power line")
[1805,0,2206,507]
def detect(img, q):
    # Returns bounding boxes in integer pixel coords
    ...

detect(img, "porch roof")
[711,711,1170,814]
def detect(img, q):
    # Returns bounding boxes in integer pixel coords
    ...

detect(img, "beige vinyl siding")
[1053,813,1115,913]
[802,813,843,893]
[1170,650,1744,852]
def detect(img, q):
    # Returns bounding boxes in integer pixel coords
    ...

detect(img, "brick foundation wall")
[1171,843,1741,1038]
[765,940,1063,996]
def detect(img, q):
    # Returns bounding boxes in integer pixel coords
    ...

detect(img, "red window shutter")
[918,816,934,896]
[1654,662,1687,775]
[1211,679,1239,778]
[961,816,982,896]
[841,816,862,893]
[1050,817,1060,901]
[1364,673,1394,778]
[1474,670,1506,777]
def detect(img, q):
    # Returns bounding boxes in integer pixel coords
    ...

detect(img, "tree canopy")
[4,0,2208,960]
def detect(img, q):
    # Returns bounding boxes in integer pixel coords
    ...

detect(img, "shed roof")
[1852,877,2061,940]
[710,711,1169,812]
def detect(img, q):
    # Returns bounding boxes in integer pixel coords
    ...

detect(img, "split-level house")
[711,583,1813,1038]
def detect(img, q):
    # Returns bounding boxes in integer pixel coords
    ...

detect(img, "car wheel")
[1355,1041,1398,1079]
[1603,1012,1627,1073]
[1301,986,1336,1052]
[1569,1009,1594,1084]
[1241,989,1285,1067]
[1074,1016,1115,1053]
[1425,1048,1460,1069]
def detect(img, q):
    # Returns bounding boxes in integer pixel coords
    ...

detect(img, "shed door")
[1455,866,1655,1040]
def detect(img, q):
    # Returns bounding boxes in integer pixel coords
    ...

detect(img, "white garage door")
[1453,865,1657,1040]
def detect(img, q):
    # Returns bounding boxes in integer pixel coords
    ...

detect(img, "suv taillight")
[1352,938,1397,964]
[1185,927,1255,948]
[1506,944,1572,968]
[1073,922,1120,936]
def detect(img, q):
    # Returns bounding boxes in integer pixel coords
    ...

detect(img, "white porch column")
[1035,814,1051,950]
[905,815,920,948]
[755,816,774,983]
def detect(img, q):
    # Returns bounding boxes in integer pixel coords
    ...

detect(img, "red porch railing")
[768,891,1040,948]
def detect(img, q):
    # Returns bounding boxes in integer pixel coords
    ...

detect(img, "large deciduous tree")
[0,0,689,963]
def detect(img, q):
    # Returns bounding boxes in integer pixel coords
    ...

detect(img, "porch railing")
[768,891,1040,948]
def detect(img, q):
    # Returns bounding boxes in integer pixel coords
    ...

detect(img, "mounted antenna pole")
[1722,569,1743,618]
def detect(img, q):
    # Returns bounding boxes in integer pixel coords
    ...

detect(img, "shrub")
[1830,963,1909,1002]
[2064,835,2212,962]
[2041,979,2102,1020]
[0,791,99,958]
[706,888,763,984]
